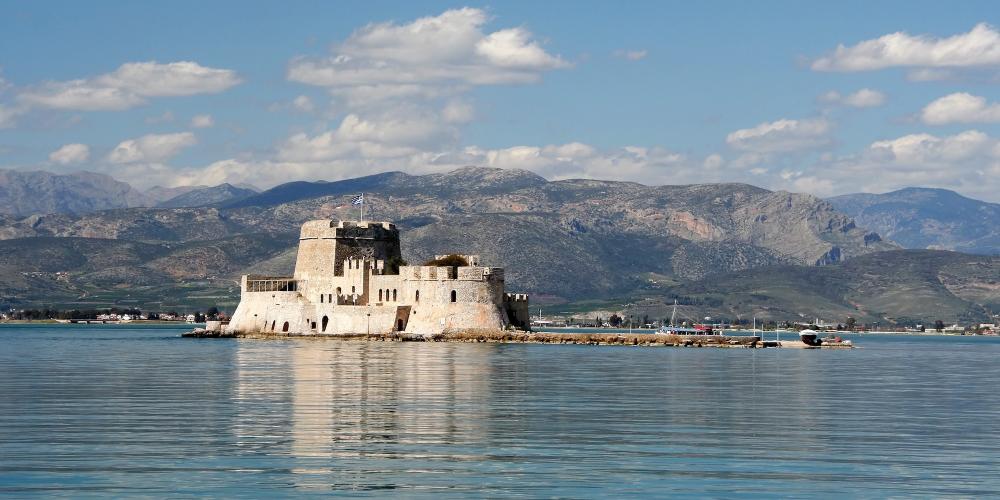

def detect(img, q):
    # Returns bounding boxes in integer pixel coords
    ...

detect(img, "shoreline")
[182,329,855,348]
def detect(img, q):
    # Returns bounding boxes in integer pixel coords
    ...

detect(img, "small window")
[271,320,275,331]
[451,290,457,302]
[336,288,341,296]
[320,294,324,303]
[415,290,420,302]
[379,289,383,301]
[351,286,356,294]
[322,316,329,332]
[393,289,397,301]
[311,322,316,329]
[282,321,289,332]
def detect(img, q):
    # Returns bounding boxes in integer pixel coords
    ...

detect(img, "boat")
[799,328,820,346]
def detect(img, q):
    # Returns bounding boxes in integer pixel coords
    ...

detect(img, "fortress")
[226,220,530,335]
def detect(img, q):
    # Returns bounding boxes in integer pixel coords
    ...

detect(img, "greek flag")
[352,194,364,205]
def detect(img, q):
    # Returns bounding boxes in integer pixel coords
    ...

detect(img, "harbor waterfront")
[2,324,999,497]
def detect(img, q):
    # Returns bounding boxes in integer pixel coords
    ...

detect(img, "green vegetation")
[423,254,469,267]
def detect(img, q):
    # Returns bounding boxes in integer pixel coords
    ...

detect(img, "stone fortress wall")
[226,220,529,335]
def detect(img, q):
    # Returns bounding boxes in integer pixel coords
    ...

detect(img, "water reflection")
[2,327,999,497]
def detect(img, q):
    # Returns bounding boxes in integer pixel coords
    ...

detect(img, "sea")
[1,324,998,497]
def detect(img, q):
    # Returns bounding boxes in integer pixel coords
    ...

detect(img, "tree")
[934,320,945,332]
[845,317,857,331]
[609,314,623,327]
[206,306,219,319]
[423,254,469,267]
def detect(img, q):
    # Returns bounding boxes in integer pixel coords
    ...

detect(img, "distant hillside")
[0,169,144,216]
[647,250,999,325]
[0,166,907,310]
[828,188,1000,255]
[0,234,294,311]
[157,183,257,208]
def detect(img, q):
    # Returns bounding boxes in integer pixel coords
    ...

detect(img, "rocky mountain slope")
[641,250,998,325]
[156,183,258,208]
[828,188,1000,255]
[6,166,994,325]
[0,168,895,301]
[0,169,145,216]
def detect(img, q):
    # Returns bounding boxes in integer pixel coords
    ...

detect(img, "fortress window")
[336,287,341,297]
[328,294,332,303]
[415,290,419,302]
[282,321,289,332]
[393,289,397,301]
[451,290,457,302]
[351,286,356,294]
[321,294,324,303]
[322,316,328,332]
[271,320,275,331]
[311,321,316,330]
[379,289,383,301]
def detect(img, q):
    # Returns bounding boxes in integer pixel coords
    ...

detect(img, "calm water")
[1,325,999,497]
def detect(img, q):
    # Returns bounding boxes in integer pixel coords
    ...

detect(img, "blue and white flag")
[352,194,364,205]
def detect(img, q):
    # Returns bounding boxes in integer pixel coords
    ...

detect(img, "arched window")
[379,289,383,301]
[451,290,457,302]
[322,316,329,332]
[336,287,341,297]
[415,290,419,302]
[282,321,289,332]
[392,289,397,301]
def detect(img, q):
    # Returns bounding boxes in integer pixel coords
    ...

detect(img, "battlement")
[299,219,397,240]
[403,265,503,281]
[504,292,529,303]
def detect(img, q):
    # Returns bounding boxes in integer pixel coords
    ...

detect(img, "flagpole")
[360,192,364,222]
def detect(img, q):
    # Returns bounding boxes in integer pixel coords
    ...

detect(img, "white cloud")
[614,49,648,61]
[293,95,315,113]
[108,132,197,164]
[287,8,568,106]
[820,88,886,108]
[726,118,832,153]
[145,110,175,124]
[17,61,241,111]
[190,114,214,128]
[442,99,474,123]
[48,143,90,165]
[920,92,1000,125]
[796,130,1000,200]
[812,23,1000,72]
[0,103,24,128]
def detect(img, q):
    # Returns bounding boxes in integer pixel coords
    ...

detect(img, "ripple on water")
[1,325,999,497]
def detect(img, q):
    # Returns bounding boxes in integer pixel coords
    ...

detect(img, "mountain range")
[0,166,996,324]
[0,169,259,216]
[828,187,1000,255]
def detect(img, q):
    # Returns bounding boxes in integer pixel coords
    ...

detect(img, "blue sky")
[1,1,999,200]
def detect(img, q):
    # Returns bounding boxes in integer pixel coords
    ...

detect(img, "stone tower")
[292,220,402,283]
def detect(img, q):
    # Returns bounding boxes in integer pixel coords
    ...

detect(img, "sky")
[1,1,999,201]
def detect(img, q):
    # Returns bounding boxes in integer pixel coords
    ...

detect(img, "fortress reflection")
[232,340,499,489]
